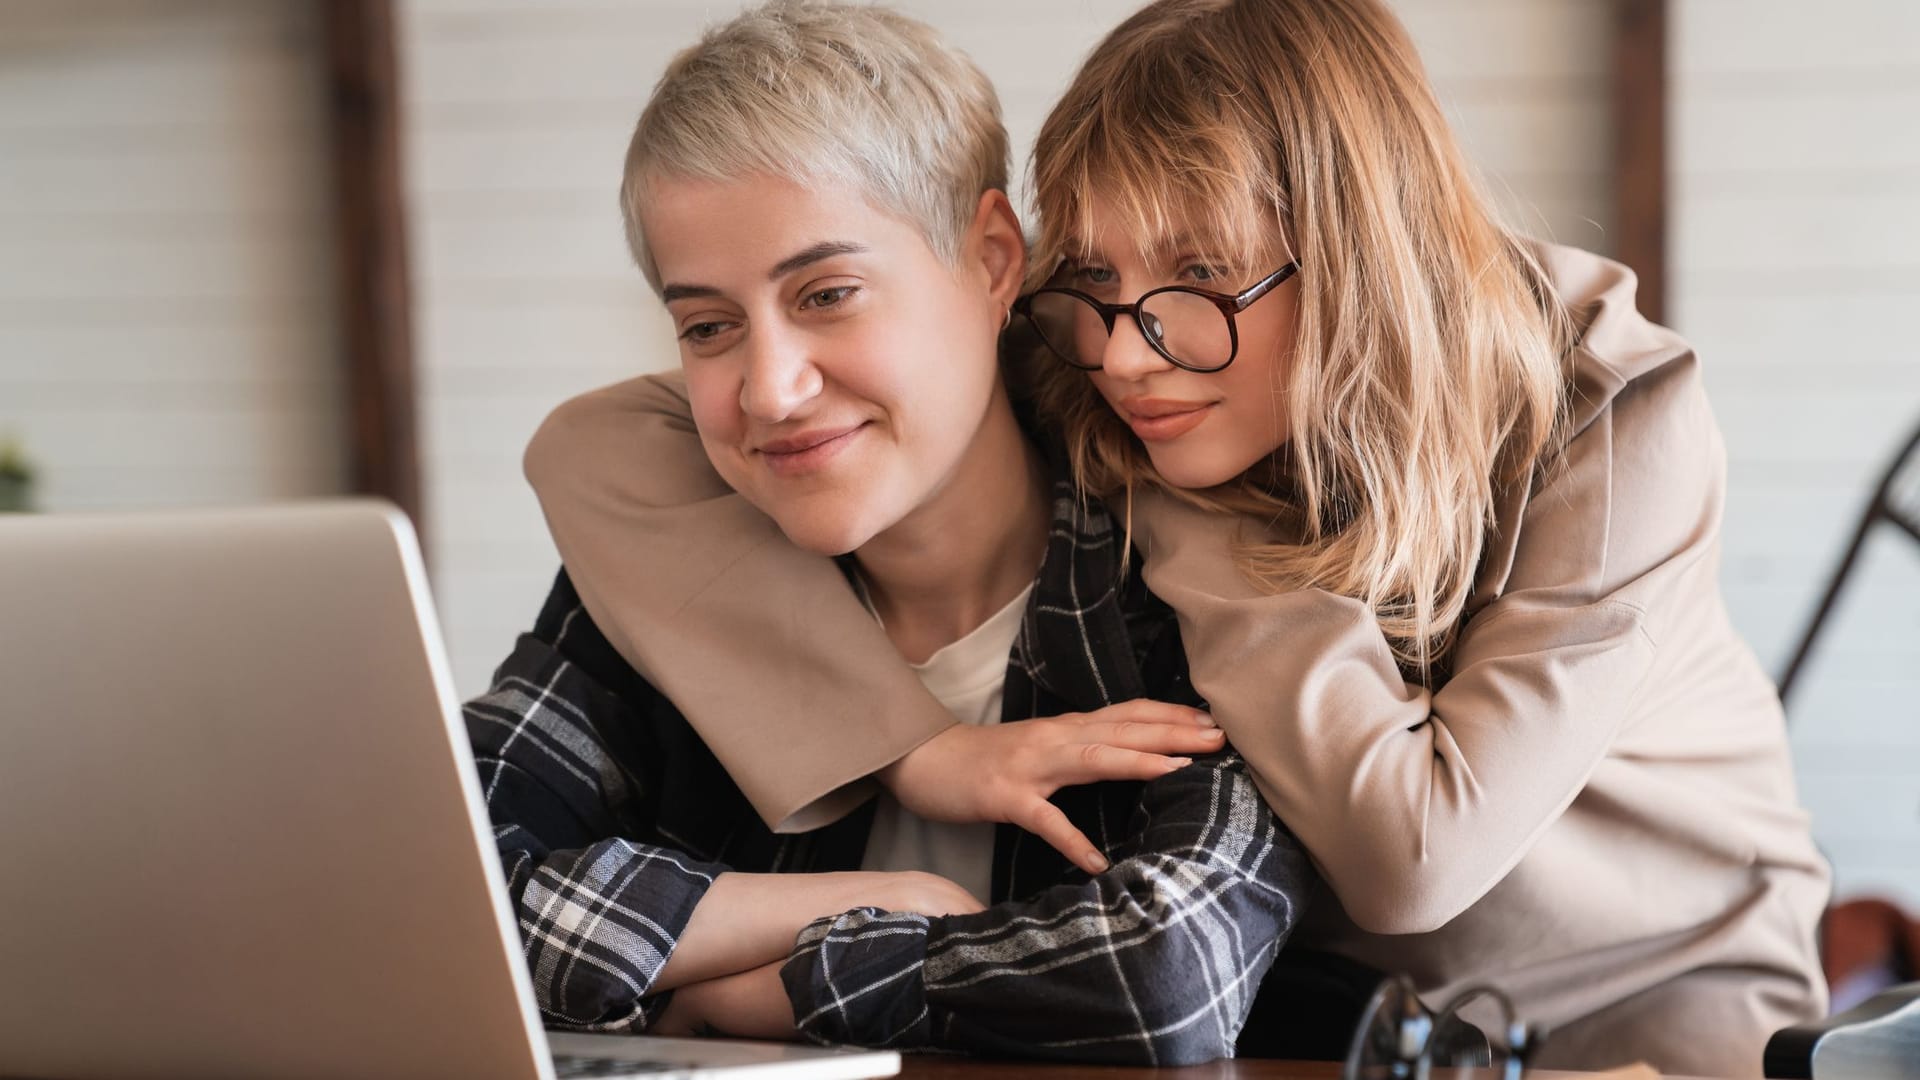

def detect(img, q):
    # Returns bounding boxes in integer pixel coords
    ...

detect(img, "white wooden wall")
[0,0,346,510]
[1398,0,1615,253]
[1674,0,1920,904]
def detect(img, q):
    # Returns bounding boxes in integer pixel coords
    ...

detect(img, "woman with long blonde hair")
[525,0,1828,1072]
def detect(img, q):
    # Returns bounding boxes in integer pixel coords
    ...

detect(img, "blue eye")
[1072,265,1116,286]
[1183,263,1231,285]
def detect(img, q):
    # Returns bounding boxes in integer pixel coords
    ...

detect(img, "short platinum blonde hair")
[620,0,1009,290]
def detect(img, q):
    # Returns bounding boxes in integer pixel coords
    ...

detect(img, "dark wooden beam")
[321,0,424,544]
[1613,0,1669,326]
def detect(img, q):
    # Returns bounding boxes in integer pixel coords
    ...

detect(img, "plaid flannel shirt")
[463,467,1313,1065]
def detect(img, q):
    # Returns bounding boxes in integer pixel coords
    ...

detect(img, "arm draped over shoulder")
[519,247,1786,934]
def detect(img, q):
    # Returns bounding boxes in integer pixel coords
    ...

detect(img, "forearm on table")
[667,961,797,1042]
[781,757,1307,1064]
[654,871,916,992]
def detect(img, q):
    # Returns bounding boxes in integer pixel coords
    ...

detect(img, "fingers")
[1080,718,1226,757]
[1068,699,1224,759]
[1017,699,1223,792]
[1017,798,1112,875]
[1078,698,1214,728]
[1072,742,1198,785]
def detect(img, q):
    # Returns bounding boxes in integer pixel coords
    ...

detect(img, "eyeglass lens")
[1027,290,1235,371]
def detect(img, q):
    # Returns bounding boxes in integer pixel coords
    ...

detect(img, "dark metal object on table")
[1342,975,1539,1080]
[1776,418,1920,707]
[1764,983,1920,1079]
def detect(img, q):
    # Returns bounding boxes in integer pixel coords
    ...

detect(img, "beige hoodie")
[523,242,1828,1076]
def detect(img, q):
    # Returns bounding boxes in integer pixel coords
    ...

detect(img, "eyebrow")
[768,240,867,279]
[659,283,721,303]
[659,240,869,305]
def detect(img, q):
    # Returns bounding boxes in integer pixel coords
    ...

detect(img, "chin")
[766,504,886,557]
[1144,447,1243,491]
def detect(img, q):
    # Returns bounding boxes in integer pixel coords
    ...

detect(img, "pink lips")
[1119,398,1216,442]
[754,423,867,477]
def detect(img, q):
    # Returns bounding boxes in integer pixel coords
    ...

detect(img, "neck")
[853,389,1049,665]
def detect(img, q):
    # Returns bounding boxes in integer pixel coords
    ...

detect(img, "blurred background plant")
[0,435,36,513]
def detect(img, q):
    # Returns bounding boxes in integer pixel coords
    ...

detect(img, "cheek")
[682,364,745,444]
[1214,362,1290,453]
[840,321,909,388]
[847,308,969,421]
[1219,310,1296,436]
[1234,298,1298,392]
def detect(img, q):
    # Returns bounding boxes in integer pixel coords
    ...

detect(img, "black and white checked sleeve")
[463,593,729,1033]
[778,751,1310,1066]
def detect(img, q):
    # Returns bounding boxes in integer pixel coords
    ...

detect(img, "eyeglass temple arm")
[1234,261,1301,311]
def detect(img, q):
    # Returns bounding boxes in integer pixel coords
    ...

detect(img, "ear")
[963,189,1027,317]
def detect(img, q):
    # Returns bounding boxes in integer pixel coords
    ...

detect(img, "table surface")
[895,1060,1683,1079]
[898,1061,1344,1079]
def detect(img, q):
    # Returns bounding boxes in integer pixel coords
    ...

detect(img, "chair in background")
[1775,418,1920,706]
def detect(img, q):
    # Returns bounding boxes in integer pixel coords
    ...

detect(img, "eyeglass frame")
[1012,259,1301,374]
[1341,974,1544,1080]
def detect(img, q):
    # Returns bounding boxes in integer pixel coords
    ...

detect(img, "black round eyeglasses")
[1013,260,1300,374]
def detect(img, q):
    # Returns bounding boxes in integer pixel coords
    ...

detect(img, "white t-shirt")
[857,583,1032,902]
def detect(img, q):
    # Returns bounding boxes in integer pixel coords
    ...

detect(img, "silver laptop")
[0,501,900,1080]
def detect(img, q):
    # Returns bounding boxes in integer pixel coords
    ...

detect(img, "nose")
[1098,310,1176,381]
[737,323,823,422]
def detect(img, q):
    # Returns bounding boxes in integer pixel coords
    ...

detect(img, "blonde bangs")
[1028,10,1282,289]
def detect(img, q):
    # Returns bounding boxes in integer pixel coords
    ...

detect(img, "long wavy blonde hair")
[1026,0,1574,680]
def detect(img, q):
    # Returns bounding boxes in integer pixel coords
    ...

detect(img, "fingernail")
[1194,711,1216,727]
[1087,852,1110,873]
[1203,728,1225,739]
[1166,756,1193,771]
